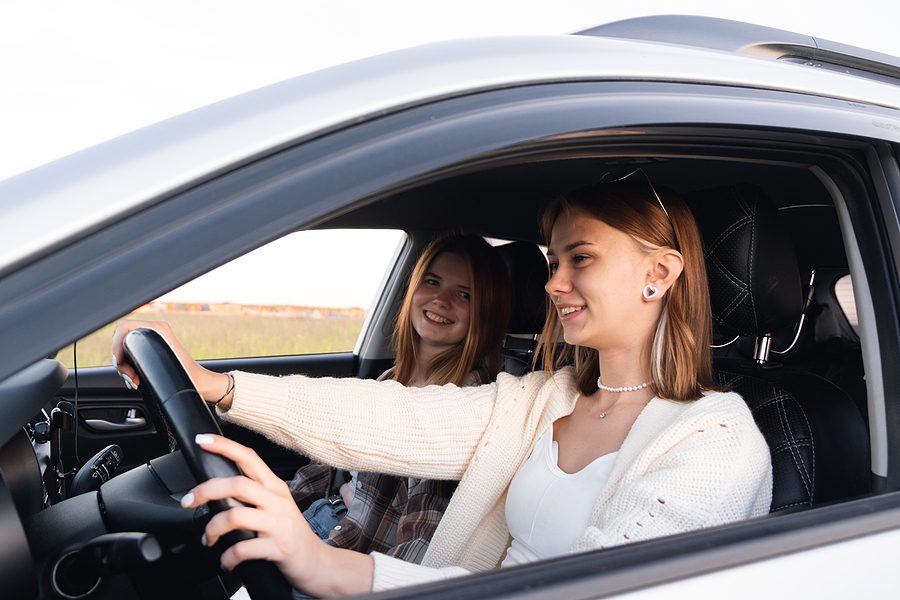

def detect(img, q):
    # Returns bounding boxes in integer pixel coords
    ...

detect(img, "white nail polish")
[180,492,194,508]
[122,373,135,390]
[111,354,118,369]
[201,533,208,546]
[195,434,214,445]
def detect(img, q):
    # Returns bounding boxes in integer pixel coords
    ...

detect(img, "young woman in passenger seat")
[290,233,511,565]
[112,176,773,597]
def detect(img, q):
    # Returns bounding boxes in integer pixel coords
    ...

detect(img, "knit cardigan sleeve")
[221,371,500,480]
[370,553,471,590]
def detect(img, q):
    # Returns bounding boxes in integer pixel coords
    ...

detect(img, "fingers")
[111,319,174,387]
[182,473,283,512]
[181,435,334,593]
[111,319,226,400]
[219,536,280,571]
[180,436,289,511]
[204,505,290,548]
[110,351,140,389]
[180,435,295,546]
[200,494,322,584]
[111,320,144,387]
[193,434,287,489]
[180,472,297,552]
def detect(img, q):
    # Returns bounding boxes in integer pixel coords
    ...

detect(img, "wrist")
[212,373,235,410]
[201,371,234,410]
[315,546,374,597]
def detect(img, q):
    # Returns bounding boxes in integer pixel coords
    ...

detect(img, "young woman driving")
[112,177,772,597]
[290,233,511,563]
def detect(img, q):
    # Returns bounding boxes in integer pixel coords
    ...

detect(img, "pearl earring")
[642,284,659,300]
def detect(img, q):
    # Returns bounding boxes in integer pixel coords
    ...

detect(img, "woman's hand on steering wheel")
[117,326,375,596]
[112,320,232,406]
[180,434,374,597]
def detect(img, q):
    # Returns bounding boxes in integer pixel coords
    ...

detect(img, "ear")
[645,249,684,301]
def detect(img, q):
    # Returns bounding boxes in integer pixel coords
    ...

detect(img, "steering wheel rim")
[123,328,293,600]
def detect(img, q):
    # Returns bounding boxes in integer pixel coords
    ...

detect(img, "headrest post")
[754,334,772,364]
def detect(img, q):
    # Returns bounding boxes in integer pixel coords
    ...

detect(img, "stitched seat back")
[688,184,870,511]
[714,369,815,511]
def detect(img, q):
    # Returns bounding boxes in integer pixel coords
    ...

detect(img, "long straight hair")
[536,179,714,402]
[393,234,511,386]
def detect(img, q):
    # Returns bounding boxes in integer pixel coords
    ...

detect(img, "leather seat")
[496,241,548,375]
[687,184,870,511]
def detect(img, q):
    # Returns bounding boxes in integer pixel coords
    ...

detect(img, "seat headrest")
[496,242,548,333]
[686,184,803,338]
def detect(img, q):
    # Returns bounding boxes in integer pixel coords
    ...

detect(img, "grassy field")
[56,311,366,368]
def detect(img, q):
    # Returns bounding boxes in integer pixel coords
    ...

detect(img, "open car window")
[56,229,405,368]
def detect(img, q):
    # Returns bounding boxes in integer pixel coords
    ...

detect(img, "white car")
[1,15,899,599]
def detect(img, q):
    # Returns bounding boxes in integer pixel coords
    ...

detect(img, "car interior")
[328,151,875,514]
[0,145,880,599]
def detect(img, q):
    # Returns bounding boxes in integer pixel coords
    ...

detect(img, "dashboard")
[0,359,237,599]
[0,360,66,599]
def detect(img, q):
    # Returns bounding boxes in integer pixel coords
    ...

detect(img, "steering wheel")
[123,328,293,600]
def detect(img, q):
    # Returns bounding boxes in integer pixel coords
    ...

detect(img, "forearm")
[301,546,471,596]
[300,545,374,598]
[112,319,233,403]
[222,371,498,479]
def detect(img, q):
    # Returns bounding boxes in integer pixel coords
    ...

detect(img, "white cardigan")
[222,367,772,591]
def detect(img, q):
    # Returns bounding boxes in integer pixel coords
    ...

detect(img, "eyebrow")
[425,270,470,290]
[547,240,594,255]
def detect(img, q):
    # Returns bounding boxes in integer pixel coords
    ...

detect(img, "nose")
[431,288,452,307]
[546,265,572,297]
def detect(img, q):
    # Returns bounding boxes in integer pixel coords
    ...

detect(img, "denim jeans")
[294,499,348,599]
[302,497,348,540]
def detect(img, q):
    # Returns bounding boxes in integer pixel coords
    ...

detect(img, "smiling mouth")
[559,306,585,317]
[424,310,453,324]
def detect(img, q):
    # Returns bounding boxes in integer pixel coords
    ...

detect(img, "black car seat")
[687,184,870,511]
[496,241,548,375]
[780,266,868,425]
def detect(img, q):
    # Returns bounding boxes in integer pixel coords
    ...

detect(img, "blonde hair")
[393,234,511,386]
[536,178,714,401]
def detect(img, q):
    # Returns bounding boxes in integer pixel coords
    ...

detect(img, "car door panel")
[57,351,360,479]
[54,369,167,474]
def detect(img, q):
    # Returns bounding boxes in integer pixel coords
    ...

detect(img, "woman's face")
[411,251,472,352]
[545,209,655,351]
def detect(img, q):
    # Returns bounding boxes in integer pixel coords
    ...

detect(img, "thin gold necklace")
[595,389,651,419]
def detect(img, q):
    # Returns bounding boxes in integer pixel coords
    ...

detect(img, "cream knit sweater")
[223,367,772,591]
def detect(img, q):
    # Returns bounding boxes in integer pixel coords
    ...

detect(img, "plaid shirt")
[287,366,488,564]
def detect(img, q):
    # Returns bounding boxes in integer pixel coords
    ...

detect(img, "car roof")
[1,30,899,276]
[578,15,900,86]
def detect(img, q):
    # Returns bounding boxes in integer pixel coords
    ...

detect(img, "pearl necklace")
[596,377,651,393]
[595,378,651,419]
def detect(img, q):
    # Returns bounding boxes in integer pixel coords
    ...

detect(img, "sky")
[2,0,899,308]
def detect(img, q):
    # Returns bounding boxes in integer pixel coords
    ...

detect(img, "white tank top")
[502,425,618,566]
